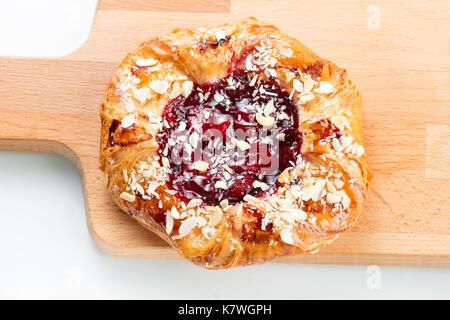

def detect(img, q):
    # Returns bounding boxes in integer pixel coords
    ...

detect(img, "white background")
[0,0,449,299]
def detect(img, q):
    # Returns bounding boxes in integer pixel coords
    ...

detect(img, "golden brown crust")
[99,17,372,269]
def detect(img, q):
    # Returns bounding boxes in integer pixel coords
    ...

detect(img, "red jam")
[156,71,302,206]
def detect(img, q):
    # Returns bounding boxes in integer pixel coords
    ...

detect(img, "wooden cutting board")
[1,0,449,267]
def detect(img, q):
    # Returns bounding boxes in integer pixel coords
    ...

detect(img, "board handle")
[0,56,105,171]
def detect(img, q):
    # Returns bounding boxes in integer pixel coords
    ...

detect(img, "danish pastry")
[99,17,372,269]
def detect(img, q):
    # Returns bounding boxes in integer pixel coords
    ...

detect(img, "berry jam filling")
[156,72,302,206]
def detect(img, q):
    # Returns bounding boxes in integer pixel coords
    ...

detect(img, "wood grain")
[0,0,449,267]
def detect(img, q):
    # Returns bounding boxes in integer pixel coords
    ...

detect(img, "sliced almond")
[329,115,349,132]
[121,114,135,128]
[166,212,174,234]
[279,47,293,57]
[120,191,135,202]
[179,216,206,237]
[161,157,170,168]
[293,79,303,92]
[263,100,275,116]
[284,71,295,83]
[220,199,229,209]
[134,87,150,104]
[210,207,223,227]
[189,132,200,149]
[187,199,202,208]
[193,161,209,172]
[170,206,180,219]
[326,192,341,204]
[149,80,170,94]
[214,92,224,102]
[278,168,290,184]
[249,74,258,86]
[181,81,194,98]
[214,180,227,189]
[311,179,326,201]
[302,76,314,93]
[326,180,337,194]
[237,140,250,151]
[256,114,275,128]
[136,58,158,67]
[356,145,365,157]
[243,194,258,203]
[314,81,334,94]
[280,228,294,245]
[298,92,314,104]
[341,193,351,209]
[169,83,181,99]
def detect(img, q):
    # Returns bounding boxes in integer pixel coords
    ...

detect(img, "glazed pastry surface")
[99,17,372,269]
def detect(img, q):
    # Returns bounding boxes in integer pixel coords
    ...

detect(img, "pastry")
[99,17,372,269]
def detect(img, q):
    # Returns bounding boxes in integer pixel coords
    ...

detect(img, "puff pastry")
[99,17,372,269]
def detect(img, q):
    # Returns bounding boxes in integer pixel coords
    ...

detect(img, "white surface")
[0,0,449,299]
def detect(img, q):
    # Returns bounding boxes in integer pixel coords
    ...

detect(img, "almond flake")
[253,180,269,191]
[169,83,182,99]
[276,133,285,141]
[326,192,341,204]
[256,114,275,128]
[303,76,314,93]
[166,212,174,234]
[210,207,223,226]
[179,217,206,237]
[278,168,290,184]
[245,55,254,70]
[334,179,344,189]
[214,180,227,189]
[189,132,199,149]
[170,206,180,219]
[341,193,351,209]
[332,138,343,152]
[187,199,202,208]
[223,164,233,174]
[121,114,135,128]
[120,191,135,202]
[356,145,365,157]
[263,100,275,116]
[181,81,194,98]
[293,79,303,92]
[285,71,295,83]
[290,208,307,221]
[314,81,334,94]
[194,161,209,172]
[134,87,150,103]
[162,157,170,168]
[214,92,224,102]
[326,180,337,194]
[267,68,277,78]
[279,47,293,57]
[249,74,258,86]
[149,80,170,94]
[329,115,349,132]
[220,199,229,209]
[311,179,326,201]
[136,58,158,67]
[340,136,353,149]
[243,194,258,203]
[298,92,314,104]
[280,228,294,245]
[237,139,250,151]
